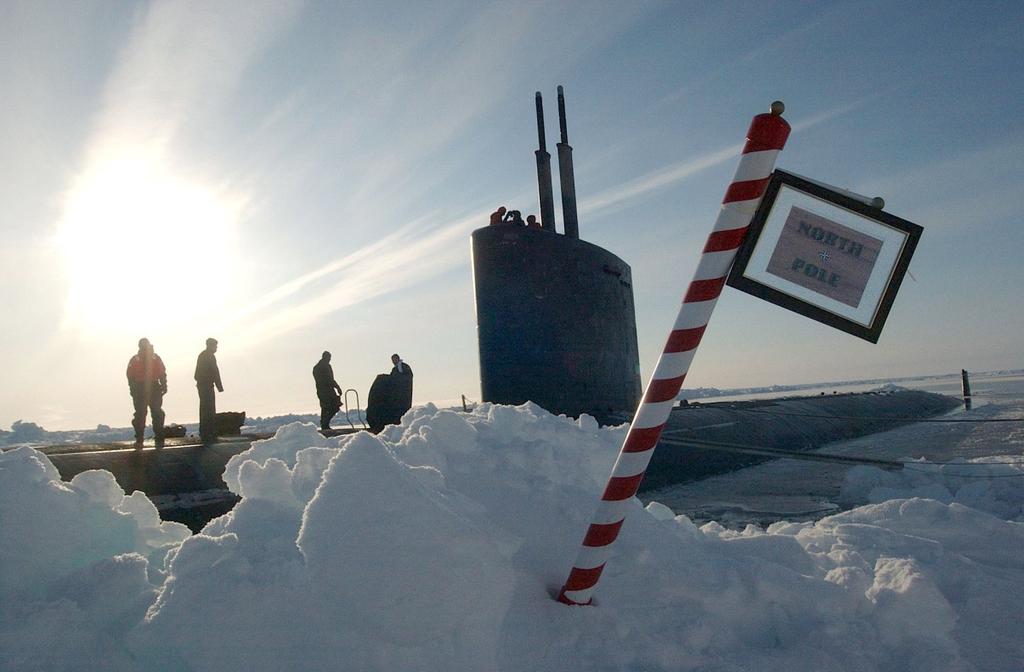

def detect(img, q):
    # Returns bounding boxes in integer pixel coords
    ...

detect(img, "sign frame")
[726,170,922,343]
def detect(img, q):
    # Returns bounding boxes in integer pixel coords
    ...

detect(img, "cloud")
[86,0,304,154]
[289,2,654,216]
[50,1,656,352]
[235,94,876,349]
[226,97,873,351]
[578,99,872,217]
[579,143,745,216]
[226,208,488,349]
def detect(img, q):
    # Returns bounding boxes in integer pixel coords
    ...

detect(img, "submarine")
[471,86,642,423]
[33,89,966,538]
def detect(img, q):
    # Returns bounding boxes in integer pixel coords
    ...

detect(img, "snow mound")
[839,455,1024,521]
[2,404,1022,671]
[872,382,908,392]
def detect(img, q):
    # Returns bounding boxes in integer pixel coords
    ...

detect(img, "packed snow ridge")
[2,402,1022,671]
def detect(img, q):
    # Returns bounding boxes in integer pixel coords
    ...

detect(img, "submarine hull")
[471,225,641,422]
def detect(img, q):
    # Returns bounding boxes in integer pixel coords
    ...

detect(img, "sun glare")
[57,154,242,336]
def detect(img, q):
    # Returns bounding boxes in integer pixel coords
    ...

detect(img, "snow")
[0,421,137,448]
[2,399,1022,671]
[840,456,1024,520]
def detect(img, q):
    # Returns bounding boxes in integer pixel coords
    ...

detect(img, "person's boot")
[133,436,144,449]
[154,434,164,449]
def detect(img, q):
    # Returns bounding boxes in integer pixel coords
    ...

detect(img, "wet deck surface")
[41,428,365,531]
[44,428,364,491]
[47,438,256,495]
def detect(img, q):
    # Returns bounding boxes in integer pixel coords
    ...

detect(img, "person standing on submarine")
[194,337,224,445]
[390,353,414,417]
[126,337,167,449]
[313,351,343,431]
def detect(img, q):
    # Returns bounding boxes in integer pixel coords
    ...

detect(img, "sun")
[56,152,243,336]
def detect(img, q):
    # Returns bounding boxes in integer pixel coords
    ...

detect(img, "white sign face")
[727,171,922,342]
[765,206,881,309]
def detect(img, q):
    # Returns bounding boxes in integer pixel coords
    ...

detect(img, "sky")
[2,0,1022,431]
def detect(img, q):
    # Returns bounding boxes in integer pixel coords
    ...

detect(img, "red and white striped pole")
[557,102,791,606]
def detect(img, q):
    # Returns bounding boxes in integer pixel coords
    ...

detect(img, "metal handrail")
[343,389,366,429]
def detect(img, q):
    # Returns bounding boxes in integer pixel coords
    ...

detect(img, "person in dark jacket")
[313,351,343,430]
[126,338,167,449]
[366,354,414,433]
[390,353,413,417]
[194,337,224,445]
[390,353,412,378]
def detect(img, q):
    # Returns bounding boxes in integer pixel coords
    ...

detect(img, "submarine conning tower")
[471,86,642,423]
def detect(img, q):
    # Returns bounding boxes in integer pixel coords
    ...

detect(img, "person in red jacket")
[126,338,167,448]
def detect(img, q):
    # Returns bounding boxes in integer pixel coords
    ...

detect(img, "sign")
[727,170,922,343]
